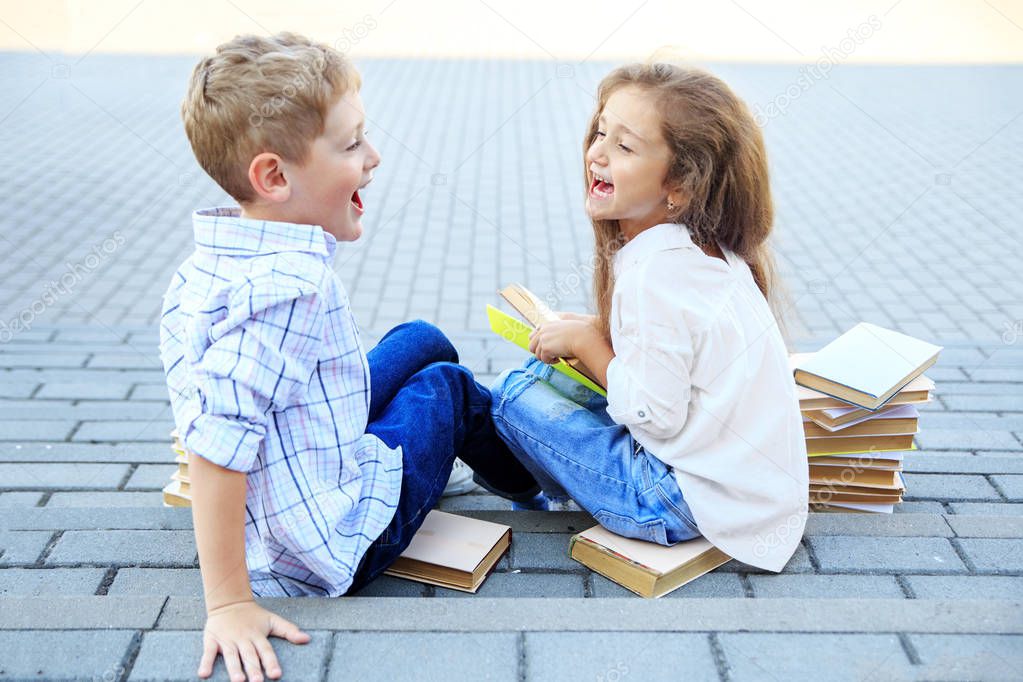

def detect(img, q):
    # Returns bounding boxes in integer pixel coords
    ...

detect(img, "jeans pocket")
[594,509,669,545]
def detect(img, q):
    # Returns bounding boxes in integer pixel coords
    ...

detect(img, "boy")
[161,33,539,682]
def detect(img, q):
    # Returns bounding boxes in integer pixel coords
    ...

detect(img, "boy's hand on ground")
[199,600,311,682]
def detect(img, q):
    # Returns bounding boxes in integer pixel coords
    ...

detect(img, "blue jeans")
[346,321,540,594]
[490,357,701,546]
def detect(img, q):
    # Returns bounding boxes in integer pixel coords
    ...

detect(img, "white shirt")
[604,223,808,572]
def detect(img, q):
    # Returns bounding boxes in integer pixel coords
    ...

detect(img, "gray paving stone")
[748,574,906,599]
[108,568,203,596]
[0,596,166,628]
[943,395,1023,412]
[437,492,513,512]
[0,462,129,489]
[906,454,1023,474]
[805,512,951,536]
[327,632,519,682]
[0,530,54,565]
[949,502,1023,516]
[128,630,332,682]
[590,571,745,598]
[807,536,967,574]
[0,352,89,368]
[348,574,428,597]
[894,501,947,514]
[130,383,174,401]
[916,429,1021,451]
[945,515,1023,538]
[45,491,164,507]
[35,381,132,400]
[902,473,1003,500]
[0,630,137,680]
[435,571,584,598]
[73,419,173,442]
[46,530,197,567]
[86,352,164,369]
[1,506,193,531]
[0,420,77,441]
[991,474,1023,500]
[720,633,912,682]
[0,442,173,463]
[910,634,1023,681]
[907,575,1023,599]
[511,532,579,571]
[717,542,814,574]
[0,491,43,507]
[124,464,177,490]
[0,383,39,398]
[0,567,105,595]
[0,402,172,422]
[525,632,717,681]
[955,538,1023,574]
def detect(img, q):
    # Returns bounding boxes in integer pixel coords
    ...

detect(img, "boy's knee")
[418,360,474,390]
[403,319,458,363]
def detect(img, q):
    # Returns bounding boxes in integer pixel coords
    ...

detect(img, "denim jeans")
[490,356,701,546]
[346,321,540,594]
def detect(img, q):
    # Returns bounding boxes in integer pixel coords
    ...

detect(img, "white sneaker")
[442,458,480,497]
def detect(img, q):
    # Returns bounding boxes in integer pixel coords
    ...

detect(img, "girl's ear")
[247,152,291,204]
[666,187,687,212]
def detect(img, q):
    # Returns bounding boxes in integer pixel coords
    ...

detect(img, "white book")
[794,323,942,410]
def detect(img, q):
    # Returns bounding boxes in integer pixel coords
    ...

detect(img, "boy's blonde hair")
[182,32,361,202]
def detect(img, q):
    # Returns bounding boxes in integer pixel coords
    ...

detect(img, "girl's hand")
[555,310,597,323]
[199,600,311,682]
[528,319,596,364]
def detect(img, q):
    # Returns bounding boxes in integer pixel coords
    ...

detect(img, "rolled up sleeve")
[605,256,695,442]
[183,272,325,472]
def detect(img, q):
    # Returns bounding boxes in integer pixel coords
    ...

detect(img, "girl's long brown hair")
[586,62,787,341]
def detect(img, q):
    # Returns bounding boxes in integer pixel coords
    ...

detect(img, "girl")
[486,62,808,572]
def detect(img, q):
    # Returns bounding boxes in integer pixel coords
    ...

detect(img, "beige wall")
[1,0,1021,62]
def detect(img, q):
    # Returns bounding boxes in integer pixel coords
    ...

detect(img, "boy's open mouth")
[351,189,364,215]
[589,173,614,199]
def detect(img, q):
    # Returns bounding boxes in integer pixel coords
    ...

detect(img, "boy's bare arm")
[189,451,253,610]
[190,451,310,682]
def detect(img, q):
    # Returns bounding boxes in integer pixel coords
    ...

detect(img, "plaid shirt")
[159,207,402,597]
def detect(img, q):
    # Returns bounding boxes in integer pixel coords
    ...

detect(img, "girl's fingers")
[254,638,283,679]
[237,640,264,682]
[197,636,218,678]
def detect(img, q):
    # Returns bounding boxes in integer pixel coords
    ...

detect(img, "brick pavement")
[1,53,1021,681]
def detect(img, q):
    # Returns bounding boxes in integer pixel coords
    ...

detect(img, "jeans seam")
[653,480,700,534]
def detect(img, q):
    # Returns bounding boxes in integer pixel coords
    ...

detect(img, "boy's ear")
[247,152,291,203]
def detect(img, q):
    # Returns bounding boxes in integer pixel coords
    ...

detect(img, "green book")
[485,304,606,396]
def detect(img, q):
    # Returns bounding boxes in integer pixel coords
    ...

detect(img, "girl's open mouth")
[589,175,614,199]
[351,190,364,215]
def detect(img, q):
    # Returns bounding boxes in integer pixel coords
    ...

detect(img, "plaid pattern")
[159,207,402,597]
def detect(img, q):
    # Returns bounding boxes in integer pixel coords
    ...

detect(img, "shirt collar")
[613,223,697,276]
[192,207,337,259]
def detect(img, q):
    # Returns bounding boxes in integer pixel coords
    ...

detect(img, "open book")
[486,283,607,396]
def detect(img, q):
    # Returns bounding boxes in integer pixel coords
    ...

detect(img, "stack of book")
[162,429,192,508]
[792,323,942,514]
